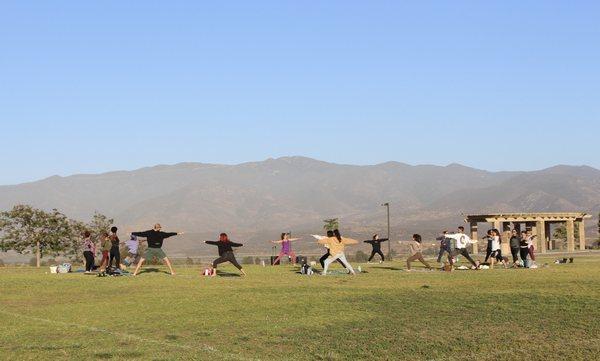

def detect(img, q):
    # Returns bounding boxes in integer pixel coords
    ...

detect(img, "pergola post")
[545,222,552,250]
[578,220,586,250]
[466,213,590,254]
[566,220,575,253]
[537,220,546,254]
[470,221,478,254]
[501,222,511,255]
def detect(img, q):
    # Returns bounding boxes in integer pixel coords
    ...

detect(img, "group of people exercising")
[81,222,539,277]
[82,224,248,276]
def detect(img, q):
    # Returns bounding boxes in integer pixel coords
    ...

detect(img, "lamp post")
[381,202,391,260]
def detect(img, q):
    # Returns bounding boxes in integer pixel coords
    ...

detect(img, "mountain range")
[1,156,599,257]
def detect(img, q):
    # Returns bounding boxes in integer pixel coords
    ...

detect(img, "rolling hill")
[1,157,598,256]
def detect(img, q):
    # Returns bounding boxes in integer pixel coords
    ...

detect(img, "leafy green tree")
[323,218,339,231]
[88,212,114,242]
[553,224,580,241]
[597,212,600,245]
[0,205,77,267]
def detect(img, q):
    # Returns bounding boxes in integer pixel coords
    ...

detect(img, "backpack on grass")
[300,264,314,275]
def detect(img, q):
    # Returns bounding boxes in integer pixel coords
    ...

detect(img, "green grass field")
[1,255,599,361]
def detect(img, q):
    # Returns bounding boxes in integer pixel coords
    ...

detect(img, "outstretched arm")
[270,240,283,244]
[132,231,151,238]
[342,238,359,245]
[364,240,374,244]
[162,232,179,238]
[205,241,219,245]
[230,242,243,247]
[465,236,478,244]
[379,238,389,243]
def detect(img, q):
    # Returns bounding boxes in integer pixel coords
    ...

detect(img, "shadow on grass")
[95,351,144,359]
[215,271,241,277]
[138,268,170,275]
[370,266,404,271]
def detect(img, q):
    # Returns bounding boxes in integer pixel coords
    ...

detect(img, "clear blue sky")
[1,1,599,185]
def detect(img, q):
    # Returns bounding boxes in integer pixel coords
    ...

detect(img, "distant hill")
[1,157,598,257]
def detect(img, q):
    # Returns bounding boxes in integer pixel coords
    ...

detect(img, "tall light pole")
[381,202,391,260]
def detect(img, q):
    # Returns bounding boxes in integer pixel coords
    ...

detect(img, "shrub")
[354,250,368,262]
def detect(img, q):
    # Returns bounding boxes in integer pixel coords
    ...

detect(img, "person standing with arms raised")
[444,226,480,269]
[271,233,299,266]
[131,223,183,276]
[364,233,388,263]
[204,233,246,276]
[318,229,357,275]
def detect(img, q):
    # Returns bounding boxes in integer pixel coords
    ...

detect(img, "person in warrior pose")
[444,226,480,269]
[205,233,246,276]
[364,234,388,263]
[125,234,140,266]
[318,229,357,275]
[405,234,432,271]
[131,224,182,276]
[313,231,348,270]
[271,233,299,265]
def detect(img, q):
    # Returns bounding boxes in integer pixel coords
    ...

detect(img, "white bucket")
[49,266,58,274]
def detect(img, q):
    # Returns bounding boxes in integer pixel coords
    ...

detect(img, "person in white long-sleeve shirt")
[444,226,480,269]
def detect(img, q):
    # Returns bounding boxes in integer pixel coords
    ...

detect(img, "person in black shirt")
[364,234,388,263]
[205,233,246,277]
[483,229,494,264]
[131,223,183,276]
[108,226,122,270]
[509,229,522,266]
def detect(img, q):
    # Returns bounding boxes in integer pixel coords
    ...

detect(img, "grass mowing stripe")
[0,308,257,361]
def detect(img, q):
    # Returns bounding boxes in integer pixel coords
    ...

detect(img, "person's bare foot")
[240,269,247,276]
[170,272,176,276]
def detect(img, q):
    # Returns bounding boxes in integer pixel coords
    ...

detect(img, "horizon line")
[2,155,598,187]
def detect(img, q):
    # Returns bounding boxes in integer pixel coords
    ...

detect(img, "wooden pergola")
[464,212,591,254]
